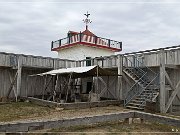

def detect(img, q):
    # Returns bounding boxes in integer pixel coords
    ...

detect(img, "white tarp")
[30,65,118,78]
[31,66,97,76]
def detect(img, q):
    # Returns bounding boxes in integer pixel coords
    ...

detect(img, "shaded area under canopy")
[30,65,119,78]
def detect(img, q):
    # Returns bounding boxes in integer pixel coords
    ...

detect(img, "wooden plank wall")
[76,48,180,68]
[168,68,180,105]
[0,53,14,67]
[0,52,76,99]
[1,47,180,101]
[0,68,13,99]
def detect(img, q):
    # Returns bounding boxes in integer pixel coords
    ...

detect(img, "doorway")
[86,82,92,94]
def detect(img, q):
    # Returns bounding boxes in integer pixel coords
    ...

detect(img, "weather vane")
[83,11,92,30]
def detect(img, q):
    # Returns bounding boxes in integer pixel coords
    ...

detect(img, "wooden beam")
[42,75,47,99]
[96,66,99,93]
[44,76,53,93]
[53,75,59,102]
[122,72,131,86]
[16,55,23,98]
[99,77,116,98]
[8,71,16,98]
[165,64,179,69]
[159,49,166,113]
[117,55,123,100]
[165,79,180,113]
[99,77,107,97]
[165,70,175,91]
[165,70,180,102]
[66,73,72,103]
[107,77,117,98]
[6,71,18,99]
[61,76,69,93]
[123,44,180,56]
[176,94,180,102]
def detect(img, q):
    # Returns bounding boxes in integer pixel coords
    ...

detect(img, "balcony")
[51,33,122,52]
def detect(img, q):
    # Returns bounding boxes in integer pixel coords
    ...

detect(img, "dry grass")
[0,102,180,134]
[49,121,180,135]
[0,102,53,122]
[0,102,127,123]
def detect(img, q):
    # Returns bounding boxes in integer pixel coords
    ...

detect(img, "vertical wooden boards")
[16,55,22,98]
[159,49,166,113]
[0,53,11,67]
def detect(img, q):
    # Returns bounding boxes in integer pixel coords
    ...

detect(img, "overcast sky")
[1,0,180,58]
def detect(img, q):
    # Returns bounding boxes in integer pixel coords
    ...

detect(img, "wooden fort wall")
[0,52,76,100]
[0,46,180,112]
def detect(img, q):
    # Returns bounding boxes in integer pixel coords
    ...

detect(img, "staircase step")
[135,97,146,100]
[126,105,144,110]
[128,102,145,107]
[131,99,144,103]
[143,90,155,92]
[140,93,158,96]
[143,93,157,96]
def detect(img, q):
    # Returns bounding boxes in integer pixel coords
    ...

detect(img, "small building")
[51,12,122,61]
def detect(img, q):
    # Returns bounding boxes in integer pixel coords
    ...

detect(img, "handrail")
[51,33,122,50]
[135,56,156,75]
[124,73,159,107]
[123,54,159,107]
[123,45,180,56]
[138,73,160,108]
[124,72,148,105]
[123,56,146,75]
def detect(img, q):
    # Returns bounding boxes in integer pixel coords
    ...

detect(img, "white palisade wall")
[58,44,114,60]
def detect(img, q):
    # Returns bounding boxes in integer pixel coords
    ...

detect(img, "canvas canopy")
[30,65,119,78]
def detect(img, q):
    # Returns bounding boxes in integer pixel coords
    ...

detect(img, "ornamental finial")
[83,11,92,30]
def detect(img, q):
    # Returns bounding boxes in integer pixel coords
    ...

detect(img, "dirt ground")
[48,121,180,135]
[0,102,128,123]
[0,102,179,134]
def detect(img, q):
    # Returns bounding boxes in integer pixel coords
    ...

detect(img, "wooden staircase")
[123,57,159,110]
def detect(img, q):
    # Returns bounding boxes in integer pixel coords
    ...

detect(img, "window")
[86,57,91,66]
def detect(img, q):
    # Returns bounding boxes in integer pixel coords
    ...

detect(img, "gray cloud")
[0,1,180,57]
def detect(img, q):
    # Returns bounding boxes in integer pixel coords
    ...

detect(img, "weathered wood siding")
[0,47,180,107]
[77,48,180,68]
[0,69,13,98]
[0,53,15,67]
[0,52,76,99]
[0,52,76,69]
[168,68,180,105]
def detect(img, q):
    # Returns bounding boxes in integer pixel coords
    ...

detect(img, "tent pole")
[59,76,62,100]
[107,76,109,97]
[66,73,72,103]
[53,75,59,102]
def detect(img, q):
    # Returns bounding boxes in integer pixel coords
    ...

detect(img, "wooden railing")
[1,45,180,69]
[51,33,122,51]
[0,52,76,69]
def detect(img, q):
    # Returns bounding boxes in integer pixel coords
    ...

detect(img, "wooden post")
[66,73,72,103]
[118,55,123,100]
[168,90,172,113]
[25,75,29,98]
[42,75,46,99]
[16,55,23,100]
[107,76,109,98]
[159,49,166,113]
[97,66,99,94]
